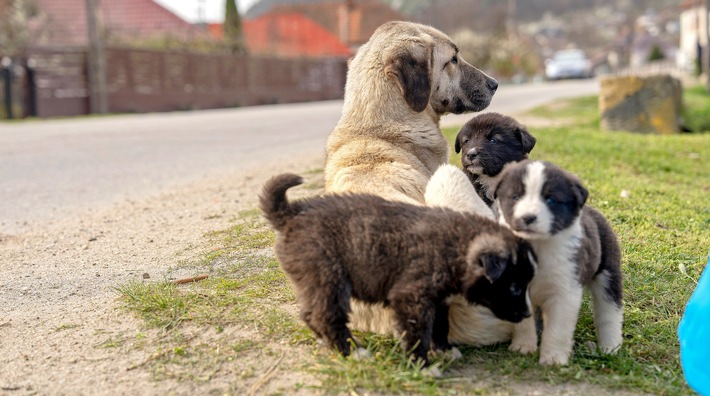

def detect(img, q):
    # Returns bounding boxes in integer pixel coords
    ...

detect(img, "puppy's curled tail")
[259,173,304,231]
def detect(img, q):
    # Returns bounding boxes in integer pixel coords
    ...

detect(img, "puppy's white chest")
[528,231,581,305]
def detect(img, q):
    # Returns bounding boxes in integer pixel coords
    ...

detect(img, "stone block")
[599,75,682,134]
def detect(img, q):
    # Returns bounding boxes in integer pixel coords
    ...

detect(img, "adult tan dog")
[323,21,503,344]
[325,21,498,205]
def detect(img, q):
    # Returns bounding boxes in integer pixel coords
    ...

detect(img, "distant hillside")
[385,0,681,34]
[247,0,681,27]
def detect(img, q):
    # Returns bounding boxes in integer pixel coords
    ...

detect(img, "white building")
[678,1,709,72]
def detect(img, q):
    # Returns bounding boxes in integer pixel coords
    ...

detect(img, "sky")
[153,0,258,23]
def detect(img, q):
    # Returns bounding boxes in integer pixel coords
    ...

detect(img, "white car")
[545,49,592,80]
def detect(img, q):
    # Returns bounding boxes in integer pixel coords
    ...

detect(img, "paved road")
[0,79,599,234]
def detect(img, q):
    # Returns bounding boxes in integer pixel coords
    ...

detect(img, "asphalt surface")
[0,79,599,234]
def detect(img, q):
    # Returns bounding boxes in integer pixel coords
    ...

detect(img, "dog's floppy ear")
[454,128,466,153]
[480,253,507,283]
[385,43,431,113]
[571,177,589,207]
[492,162,516,199]
[516,126,536,155]
[518,239,538,273]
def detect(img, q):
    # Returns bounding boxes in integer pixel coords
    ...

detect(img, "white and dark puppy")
[455,113,536,207]
[495,160,623,365]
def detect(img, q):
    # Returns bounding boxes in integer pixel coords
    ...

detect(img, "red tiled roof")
[209,13,353,57]
[270,0,406,47]
[32,0,201,46]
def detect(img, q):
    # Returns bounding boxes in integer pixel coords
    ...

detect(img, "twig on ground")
[247,352,285,396]
[173,275,208,285]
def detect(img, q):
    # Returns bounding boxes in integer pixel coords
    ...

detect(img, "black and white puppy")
[455,113,536,207]
[260,173,536,368]
[495,160,623,365]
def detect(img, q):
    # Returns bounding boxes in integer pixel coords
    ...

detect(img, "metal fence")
[1,47,348,118]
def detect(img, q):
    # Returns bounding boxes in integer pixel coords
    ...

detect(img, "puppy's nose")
[466,148,478,161]
[522,215,537,225]
[486,78,498,92]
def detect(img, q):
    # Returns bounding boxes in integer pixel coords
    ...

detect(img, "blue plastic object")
[679,254,710,396]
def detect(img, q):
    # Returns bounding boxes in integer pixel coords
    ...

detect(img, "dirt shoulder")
[0,155,324,394]
[1,150,646,395]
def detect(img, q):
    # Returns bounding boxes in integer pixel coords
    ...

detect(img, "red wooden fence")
[3,47,347,118]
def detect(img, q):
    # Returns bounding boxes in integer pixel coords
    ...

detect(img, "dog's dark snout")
[486,78,498,92]
[522,215,537,225]
[466,148,479,160]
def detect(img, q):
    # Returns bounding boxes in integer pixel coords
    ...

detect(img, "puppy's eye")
[510,284,522,296]
[489,138,497,144]
[451,55,458,65]
[511,194,520,201]
[546,197,557,205]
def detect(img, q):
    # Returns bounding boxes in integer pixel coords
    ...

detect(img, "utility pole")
[85,0,108,114]
[507,0,517,39]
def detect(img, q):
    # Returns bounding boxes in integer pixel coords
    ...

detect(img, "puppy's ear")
[455,129,465,153]
[385,43,431,113]
[518,240,538,273]
[571,178,589,207]
[492,162,516,199]
[516,126,536,155]
[480,253,507,283]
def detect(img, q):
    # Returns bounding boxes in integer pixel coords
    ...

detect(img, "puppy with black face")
[260,173,536,369]
[494,160,623,366]
[455,113,536,207]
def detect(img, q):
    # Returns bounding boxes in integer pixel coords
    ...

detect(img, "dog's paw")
[429,346,463,361]
[509,341,537,355]
[350,347,371,360]
[421,366,443,378]
[599,342,622,355]
[447,346,463,361]
[584,341,621,355]
[539,350,570,366]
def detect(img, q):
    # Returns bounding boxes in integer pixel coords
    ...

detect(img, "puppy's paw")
[429,346,463,361]
[539,350,570,366]
[509,340,537,355]
[584,341,621,355]
[350,347,371,360]
[447,346,463,361]
[599,343,622,355]
[421,366,443,378]
[584,341,598,355]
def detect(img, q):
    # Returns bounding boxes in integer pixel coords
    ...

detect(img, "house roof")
[245,0,332,19]
[209,12,353,57]
[31,0,202,46]
[247,0,406,48]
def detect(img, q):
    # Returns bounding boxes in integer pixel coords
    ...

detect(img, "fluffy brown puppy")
[260,174,536,367]
[324,20,498,340]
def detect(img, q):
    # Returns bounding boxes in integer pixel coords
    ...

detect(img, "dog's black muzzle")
[461,146,482,168]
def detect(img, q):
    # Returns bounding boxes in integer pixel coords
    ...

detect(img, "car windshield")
[554,51,585,61]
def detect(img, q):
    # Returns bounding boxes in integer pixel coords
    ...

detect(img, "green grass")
[116,92,709,394]
[682,85,710,133]
[526,95,601,129]
[439,93,708,394]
